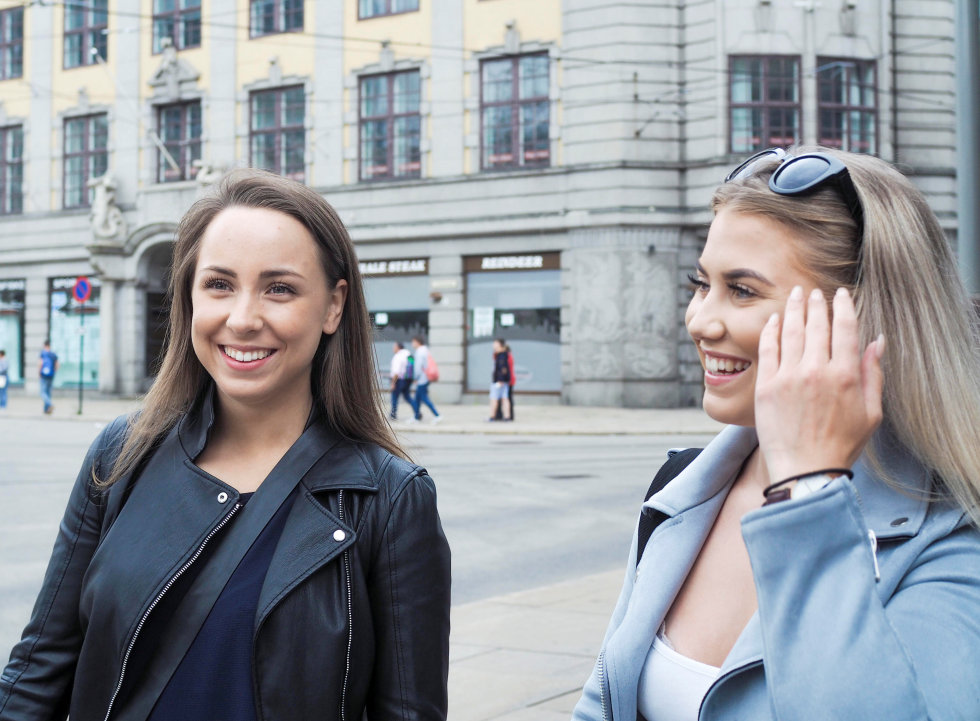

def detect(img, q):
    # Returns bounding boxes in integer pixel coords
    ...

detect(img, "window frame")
[479,52,551,172]
[0,125,23,215]
[0,7,24,80]
[358,69,422,182]
[156,101,202,183]
[248,85,306,182]
[63,113,108,209]
[64,0,108,69]
[816,56,878,155]
[249,0,304,38]
[728,54,802,154]
[152,0,202,54]
[358,0,419,21]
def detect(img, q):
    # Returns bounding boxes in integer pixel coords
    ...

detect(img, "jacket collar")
[175,383,382,493]
[644,424,931,540]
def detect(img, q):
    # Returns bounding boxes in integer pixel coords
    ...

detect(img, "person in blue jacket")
[0,170,451,721]
[573,147,980,721]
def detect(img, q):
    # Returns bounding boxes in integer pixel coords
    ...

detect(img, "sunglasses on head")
[725,147,865,240]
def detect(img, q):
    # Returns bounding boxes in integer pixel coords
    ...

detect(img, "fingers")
[780,285,806,365]
[802,288,830,364]
[756,312,780,383]
[861,334,885,425]
[830,287,861,364]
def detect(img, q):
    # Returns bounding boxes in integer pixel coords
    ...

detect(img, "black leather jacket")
[0,399,451,721]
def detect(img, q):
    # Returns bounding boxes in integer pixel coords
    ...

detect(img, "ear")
[323,279,348,335]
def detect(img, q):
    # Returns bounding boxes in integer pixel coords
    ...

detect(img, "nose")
[685,293,725,343]
[226,293,263,335]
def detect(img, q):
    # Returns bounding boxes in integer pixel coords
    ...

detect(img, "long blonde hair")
[100,169,405,486]
[713,146,980,525]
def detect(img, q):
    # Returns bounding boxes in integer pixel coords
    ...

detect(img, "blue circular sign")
[73,276,91,303]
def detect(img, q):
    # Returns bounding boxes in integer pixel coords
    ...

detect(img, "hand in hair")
[755,286,885,485]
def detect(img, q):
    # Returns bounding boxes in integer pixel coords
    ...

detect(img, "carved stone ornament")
[88,172,128,243]
[148,37,201,101]
[193,159,225,188]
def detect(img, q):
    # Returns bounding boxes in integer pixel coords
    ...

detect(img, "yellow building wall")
[341,2,433,183]
[235,0,318,172]
[138,0,211,185]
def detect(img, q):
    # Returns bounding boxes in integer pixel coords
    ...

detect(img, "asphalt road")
[0,417,715,659]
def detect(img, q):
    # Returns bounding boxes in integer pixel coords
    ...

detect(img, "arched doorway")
[143,242,173,378]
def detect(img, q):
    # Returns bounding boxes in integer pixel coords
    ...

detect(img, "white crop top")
[637,628,721,721]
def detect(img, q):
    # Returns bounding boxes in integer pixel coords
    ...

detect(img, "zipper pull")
[868,529,880,582]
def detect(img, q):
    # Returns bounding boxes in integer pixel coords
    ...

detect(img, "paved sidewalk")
[449,569,622,721]
[0,391,723,436]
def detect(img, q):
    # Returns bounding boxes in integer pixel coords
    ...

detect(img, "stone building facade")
[0,0,961,406]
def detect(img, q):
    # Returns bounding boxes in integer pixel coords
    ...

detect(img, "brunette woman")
[0,170,451,721]
[573,147,980,720]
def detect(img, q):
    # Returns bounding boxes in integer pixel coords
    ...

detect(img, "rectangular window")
[64,0,108,68]
[157,102,201,182]
[359,71,421,181]
[480,53,550,171]
[153,0,202,53]
[0,279,26,385]
[63,114,108,208]
[0,125,23,215]
[250,86,305,181]
[729,55,801,153]
[358,0,418,20]
[817,58,877,154]
[0,7,23,80]
[250,0,304,37]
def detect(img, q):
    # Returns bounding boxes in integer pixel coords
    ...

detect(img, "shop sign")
[464,252,560,273]
[0,279,26,292]
[359,258,428,277]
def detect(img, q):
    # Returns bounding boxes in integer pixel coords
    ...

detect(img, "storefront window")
[465,253,561,392]
[48,276,100,388]
[361,258,429,385]
[0,278,25,383]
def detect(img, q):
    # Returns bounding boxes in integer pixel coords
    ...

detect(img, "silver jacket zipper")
[339,490,353,721]
[102,501,243,721]
[597,651,610,721]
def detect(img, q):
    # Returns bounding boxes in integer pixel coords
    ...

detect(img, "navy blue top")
[122,489,295,721]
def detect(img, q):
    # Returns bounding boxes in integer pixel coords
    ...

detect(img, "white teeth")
[224,347,271,363]
[705,356,749,374]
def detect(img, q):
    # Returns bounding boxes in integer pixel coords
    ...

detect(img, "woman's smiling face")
[190,206,346,413]
[685,208,821,427]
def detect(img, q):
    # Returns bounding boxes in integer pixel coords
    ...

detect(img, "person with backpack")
[573,148,980,721]
[388,341,415,421]
[409,335,441,424]
[38,339,59,414]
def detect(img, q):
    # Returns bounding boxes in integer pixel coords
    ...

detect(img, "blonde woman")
[573,147,980,720]
[0,170,451,721]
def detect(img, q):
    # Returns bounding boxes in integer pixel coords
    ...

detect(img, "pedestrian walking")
[573,147,980,720]
[388,341,415,421]
[38,339,58,414]
[0,349,8,409]
[487,338,511,421]
[410,335,441,423]
[493,342,515,421]
[0,169,451,721]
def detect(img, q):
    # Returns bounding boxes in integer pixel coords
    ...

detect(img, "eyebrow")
[198,265,305,280]
[695,262,775,287]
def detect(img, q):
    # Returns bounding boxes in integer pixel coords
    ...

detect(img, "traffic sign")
[73,276,91,303]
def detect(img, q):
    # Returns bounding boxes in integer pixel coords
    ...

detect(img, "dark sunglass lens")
[772,156,833,192]
[726,148,782,182]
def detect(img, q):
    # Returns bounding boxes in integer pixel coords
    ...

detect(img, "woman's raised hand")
[755,286,885,485]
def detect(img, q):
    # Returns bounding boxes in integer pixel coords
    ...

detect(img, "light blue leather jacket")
[572,425,980,721]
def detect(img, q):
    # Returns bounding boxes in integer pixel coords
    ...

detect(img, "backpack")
[636,448,703,568]
[404,354,415,381]
[425,354,439,382]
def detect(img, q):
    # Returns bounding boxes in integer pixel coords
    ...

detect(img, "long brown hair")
[713,146,980,525]
[101,169,404,486]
